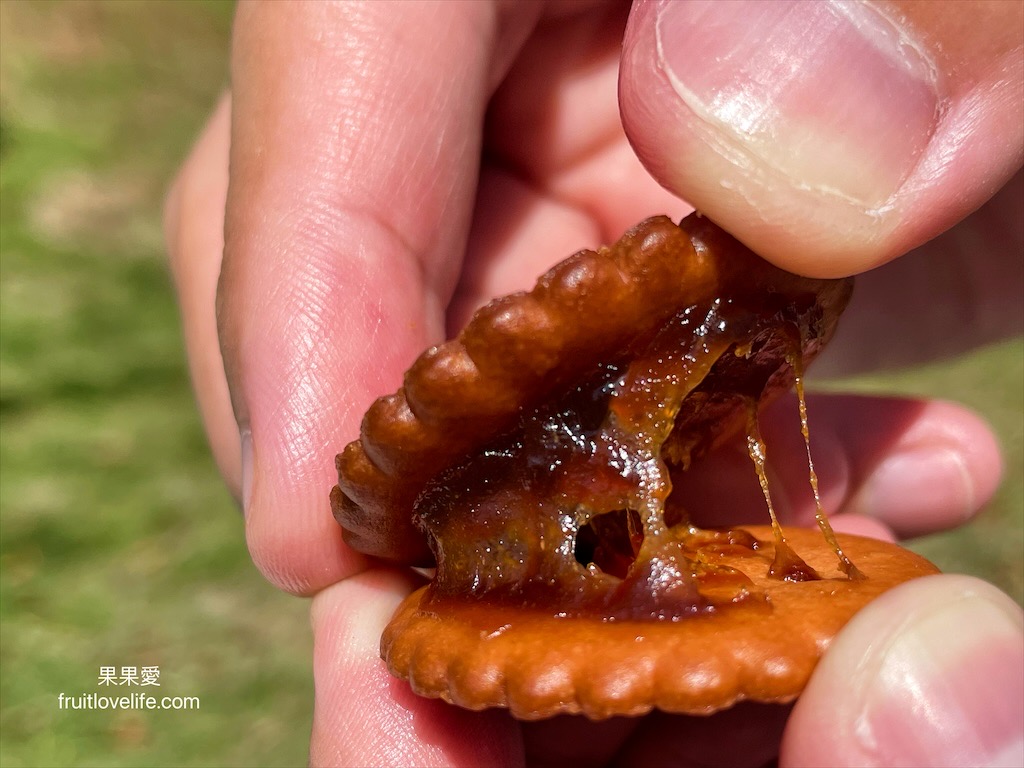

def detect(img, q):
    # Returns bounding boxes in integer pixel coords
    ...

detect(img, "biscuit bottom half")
[382,526,938,720]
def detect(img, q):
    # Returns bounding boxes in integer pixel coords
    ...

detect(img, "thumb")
[781,574,1024,767]
[620,0,1023,277]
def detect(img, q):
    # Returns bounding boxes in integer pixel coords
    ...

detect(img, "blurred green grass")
[0,2,1021,767]
[1,2,311,766]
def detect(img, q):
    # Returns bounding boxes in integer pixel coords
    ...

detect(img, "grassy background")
[1,3,311,766]
[0,2,1020,767]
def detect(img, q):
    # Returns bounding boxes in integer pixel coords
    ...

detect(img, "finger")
[220,1,541,592]
[673,394,1002,539]
[781,574,1024,767]
[825,513,897,543]
[827,396,1003,537]
[483,2,690,242]
[447,167,605,333]
[309,570,523,768]
[164,94,240,498]
[620,0,1024,276]
[449,2,691,331]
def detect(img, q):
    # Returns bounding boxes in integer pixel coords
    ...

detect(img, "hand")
[164,1,1023,765]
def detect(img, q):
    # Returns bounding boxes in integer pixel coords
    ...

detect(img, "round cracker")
[382,526,938,720]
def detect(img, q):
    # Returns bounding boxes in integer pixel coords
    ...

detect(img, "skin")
[165,2,1023,766]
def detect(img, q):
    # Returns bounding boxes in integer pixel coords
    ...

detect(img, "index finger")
[220,1,533,593]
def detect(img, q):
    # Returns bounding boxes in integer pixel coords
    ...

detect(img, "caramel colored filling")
[416,295,855,621]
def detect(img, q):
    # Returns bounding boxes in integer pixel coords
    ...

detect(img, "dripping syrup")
[744,398,820,582]
[790,352,866,580]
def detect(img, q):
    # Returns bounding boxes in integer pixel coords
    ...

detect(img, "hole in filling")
[574,509,644,578]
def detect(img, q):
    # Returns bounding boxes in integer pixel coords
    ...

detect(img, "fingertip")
[309,567,421,645]
[620,0,900,274]
[782,394,1003,539]
[222,0,504,598]
[783,574,1024,767]
[826,513,897,543]
[846,399,1004,538]
[163,93,241,498]
[164,93,231,276]
[310,572,524,768]
[244,469,371,595]
[620,0,1023,275]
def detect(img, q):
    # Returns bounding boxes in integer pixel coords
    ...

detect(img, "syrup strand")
[744,399,786,545]
[745,397,821,581]
[790,353,866,581]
